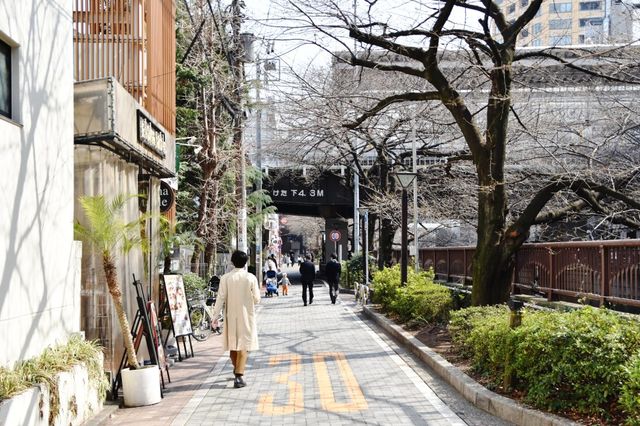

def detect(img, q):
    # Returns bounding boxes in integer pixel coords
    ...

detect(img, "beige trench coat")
[211,268,261,351]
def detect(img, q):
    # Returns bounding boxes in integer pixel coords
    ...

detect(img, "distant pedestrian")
[299,254,316,306]
[325,253,342,304]
[279,272,290,296]
[211,250,261,388]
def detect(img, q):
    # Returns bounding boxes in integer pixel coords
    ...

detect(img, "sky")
[241,0,482,80]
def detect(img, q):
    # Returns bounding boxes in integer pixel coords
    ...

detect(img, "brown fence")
[413,240,640,308]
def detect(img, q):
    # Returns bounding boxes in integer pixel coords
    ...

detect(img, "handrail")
[395,239,640,309]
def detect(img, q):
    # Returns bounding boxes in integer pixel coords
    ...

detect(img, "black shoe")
[309,299,313,305]
[303,303,307,306]
[234,376,246,388]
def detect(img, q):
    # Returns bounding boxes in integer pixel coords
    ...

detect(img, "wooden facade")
[73,0,176,135]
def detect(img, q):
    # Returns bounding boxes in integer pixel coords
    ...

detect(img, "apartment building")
[494,0,640,46]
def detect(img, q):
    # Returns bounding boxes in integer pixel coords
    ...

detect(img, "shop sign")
[137,110,166,158]
[160,180,174,212]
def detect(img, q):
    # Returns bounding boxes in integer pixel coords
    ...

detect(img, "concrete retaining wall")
[0,363,103,426]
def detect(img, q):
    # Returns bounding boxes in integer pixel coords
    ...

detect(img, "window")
[549,2,572,12]
[0,39,10,119]
[578,34,585,43]
[522,27,530,37]
[520,0,529,7]
[550,35,572,45]
[549,19,572,29]
[531,39,542,46]
[579,1,602,10]
[580,17,604,26]
[532,23,543,34]
[508,3,516,13]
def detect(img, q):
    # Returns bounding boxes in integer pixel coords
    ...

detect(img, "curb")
[84,400,120,425]
[361,305,577,426]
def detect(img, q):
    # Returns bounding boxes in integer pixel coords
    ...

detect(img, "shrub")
[621,352,640,425]
[513,307,640,414]
[449,305,510,357]
[449,305,512,377]
[371,265,401,311]
[0,336,108,422]
[182,272,206,299]
[344,253,376,288]
[372,266,453,325]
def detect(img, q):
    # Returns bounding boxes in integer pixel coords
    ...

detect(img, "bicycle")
[188,287,223,341]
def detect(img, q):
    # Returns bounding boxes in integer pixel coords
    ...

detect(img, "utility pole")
[231,0,248,254]
[255,54,263,284]
[412,117,419,272]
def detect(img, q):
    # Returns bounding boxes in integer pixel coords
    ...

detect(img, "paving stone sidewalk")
[172,284,470,426]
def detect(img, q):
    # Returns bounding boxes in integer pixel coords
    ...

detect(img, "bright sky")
[243,0,482,75]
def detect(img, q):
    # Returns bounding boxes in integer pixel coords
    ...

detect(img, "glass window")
[520,0,529,7]
[0,39,10,119]
[508,3,516,13]
[549,2,572,12]
[522,27,530,37]
[549,19,572,29]
[579,17,604,26]
[579,1,602,10]
[532,23,543,34]
[550,35,572,45]
[531,39,542,46]
[578,34,585,43]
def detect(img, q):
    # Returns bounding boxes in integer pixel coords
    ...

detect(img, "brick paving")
[172,283,468,426]
[95,330,225,425]
[91,270,509,426]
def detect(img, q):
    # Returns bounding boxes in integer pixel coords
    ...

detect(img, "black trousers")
[328,280,339,303]
[302,281,314,305]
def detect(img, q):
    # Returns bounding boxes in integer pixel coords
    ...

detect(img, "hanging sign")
[159,180,174,213]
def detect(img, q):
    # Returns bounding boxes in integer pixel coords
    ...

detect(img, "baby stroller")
[265,269,278,297]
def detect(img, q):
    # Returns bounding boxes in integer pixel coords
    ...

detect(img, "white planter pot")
[121,366,162,407]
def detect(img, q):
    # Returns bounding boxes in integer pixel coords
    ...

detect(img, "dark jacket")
[325,259,341,283]
[299,260,316,284]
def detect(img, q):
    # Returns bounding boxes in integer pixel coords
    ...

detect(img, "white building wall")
[0,1,79,366]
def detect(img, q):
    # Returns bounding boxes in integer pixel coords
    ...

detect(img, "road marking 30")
[256,352,367,415]
[257,353,304,415]
[314,352,368,412]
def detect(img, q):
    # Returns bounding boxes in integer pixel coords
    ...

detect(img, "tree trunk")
[103,253,140,369]
[378,216,395,269]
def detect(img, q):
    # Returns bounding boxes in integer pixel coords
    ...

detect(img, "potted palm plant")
[75,194,161,407]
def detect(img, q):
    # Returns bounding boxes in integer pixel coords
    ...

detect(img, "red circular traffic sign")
[329,230,341,242]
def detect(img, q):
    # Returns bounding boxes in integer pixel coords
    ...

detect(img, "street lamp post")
[358,207,369,288]
[393,171,417,286]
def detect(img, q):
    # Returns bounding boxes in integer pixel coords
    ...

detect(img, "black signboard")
[159,181,174,213]
[263,170,354,217]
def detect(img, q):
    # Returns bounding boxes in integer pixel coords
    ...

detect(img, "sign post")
[329,229,341,259]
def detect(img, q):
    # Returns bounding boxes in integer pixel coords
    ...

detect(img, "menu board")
[162,275,192,337]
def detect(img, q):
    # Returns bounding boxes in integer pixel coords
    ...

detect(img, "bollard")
[504,298,524,391]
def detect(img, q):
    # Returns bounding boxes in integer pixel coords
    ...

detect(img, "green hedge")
[371,265,453,325]
[341,253,376,289]
[182,272,207,299]
[450,306,640,421]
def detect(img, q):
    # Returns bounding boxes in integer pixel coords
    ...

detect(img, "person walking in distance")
[325,253,342,304]
[299,254,316,306]
[211,250,261,388]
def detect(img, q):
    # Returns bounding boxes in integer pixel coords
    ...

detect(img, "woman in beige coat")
[211,250,261,388]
